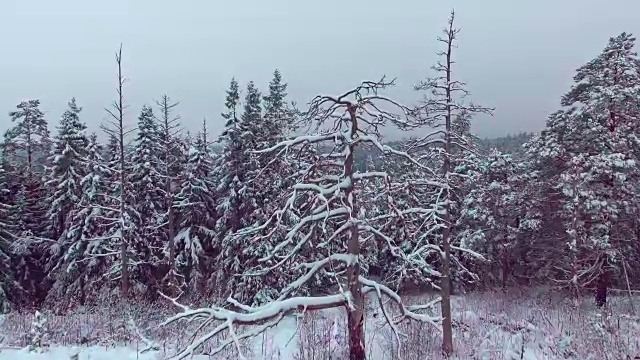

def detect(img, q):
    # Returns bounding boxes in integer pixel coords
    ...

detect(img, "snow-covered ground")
[1,289,639,359]
[0,347,161,360]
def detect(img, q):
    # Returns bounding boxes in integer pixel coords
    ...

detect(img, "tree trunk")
[441,223,454,356]
[166,188,176,289]
[116,45,129,298]
[79,275,85,306]
[121,240,129,297]
[345,106,365,360]
[595,268,609,307]
[347,310,365,360]
[501,246,510,291]
[440,11,455,357]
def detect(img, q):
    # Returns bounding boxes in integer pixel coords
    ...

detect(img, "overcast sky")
[1,0,639,141]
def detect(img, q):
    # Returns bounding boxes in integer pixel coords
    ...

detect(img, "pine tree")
[3,100,50,239]
[525,32,640,306]
[3,99,50,173]
[2,99,51,306]
[456,150,529,289]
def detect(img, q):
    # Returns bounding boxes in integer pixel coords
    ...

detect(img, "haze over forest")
[2,0,640,139]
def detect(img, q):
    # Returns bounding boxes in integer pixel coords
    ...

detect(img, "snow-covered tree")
[128,105,166,292]
[1,100,52,306]
[213,72,305,305]
[524,32,640,306]
[3,99,50,173]
[262,69,295,145]
[214,77,243,236]
[410,10,493,355]
[174,145,217,295]
[28,310,49,353]
[45,98,89,242]
[2,99,50,239]
[165,78,442,360]
[456,150,530,289]
[213,79,263,298]
[45,133,111,306]
[0,165,15,312]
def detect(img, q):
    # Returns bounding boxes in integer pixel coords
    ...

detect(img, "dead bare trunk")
[345,105,365,360]
[166,187,176,290]
[115,45,129,297]
[120,238,129,296]
[440,11,455,357]
[441,215,453,356]
[156,95,181,291]
[25,117,33,173]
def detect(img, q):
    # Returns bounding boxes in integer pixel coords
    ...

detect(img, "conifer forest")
[2,9,640,360]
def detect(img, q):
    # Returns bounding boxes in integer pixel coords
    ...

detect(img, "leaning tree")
[163,78,446,360]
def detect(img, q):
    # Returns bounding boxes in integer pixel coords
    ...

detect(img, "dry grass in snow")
[1,288,639,359]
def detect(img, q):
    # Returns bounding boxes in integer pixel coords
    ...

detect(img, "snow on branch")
[164,77,444,358]
[160,292,348,359]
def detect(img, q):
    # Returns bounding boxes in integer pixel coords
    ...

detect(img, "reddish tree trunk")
[345,105,366,359]
[347,310,365,360]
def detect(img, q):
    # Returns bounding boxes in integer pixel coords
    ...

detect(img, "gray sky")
[1,0,639,141]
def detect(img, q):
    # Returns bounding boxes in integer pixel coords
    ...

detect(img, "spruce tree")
[220,71,304,304]
[214,80,265,301]
[262,69,293,145]
[129,105,165,291]
[174,145,217,295]
[46,133,109,306]
[45,98,89,241]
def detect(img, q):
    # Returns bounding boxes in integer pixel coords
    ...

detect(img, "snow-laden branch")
[164,77,445,359]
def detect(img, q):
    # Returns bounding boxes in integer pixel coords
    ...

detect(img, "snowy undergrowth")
[1,289,639,359]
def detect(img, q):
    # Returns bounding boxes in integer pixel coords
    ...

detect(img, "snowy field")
[1,289,639,359]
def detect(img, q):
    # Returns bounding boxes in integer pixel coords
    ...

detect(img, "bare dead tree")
[201,117,209,150]
[100,44,136,297]
[162,78,444,360]
[411,10,494,356]
[155,95,182,291]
